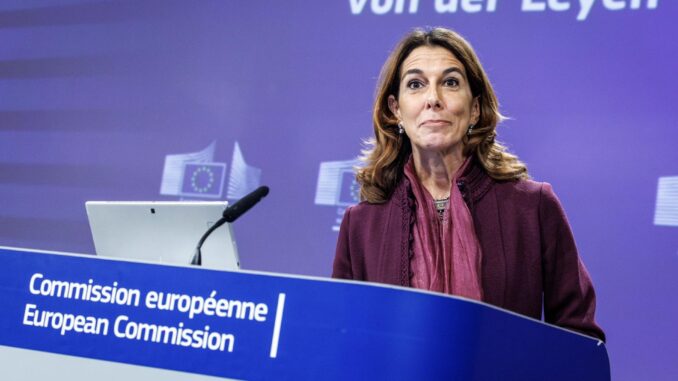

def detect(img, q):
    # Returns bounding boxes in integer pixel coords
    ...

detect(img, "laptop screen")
[85,201,239,271]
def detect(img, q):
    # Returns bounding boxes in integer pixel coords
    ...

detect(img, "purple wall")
[1,1,676,379]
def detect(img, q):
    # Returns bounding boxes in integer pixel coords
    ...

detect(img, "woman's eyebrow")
[442,67,463,75]
[401,68,423,79]
[401,66,463,80]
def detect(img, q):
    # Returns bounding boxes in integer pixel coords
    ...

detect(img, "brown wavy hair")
[358,27,529,204]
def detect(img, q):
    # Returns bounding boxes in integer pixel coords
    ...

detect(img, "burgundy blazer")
[332,161,605,341]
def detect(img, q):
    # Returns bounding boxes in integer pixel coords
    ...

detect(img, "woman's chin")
[414,139,462,155]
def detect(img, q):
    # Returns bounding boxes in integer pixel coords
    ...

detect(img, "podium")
[0,246,609,380]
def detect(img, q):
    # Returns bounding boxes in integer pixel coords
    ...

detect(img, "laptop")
[85,201,240,270]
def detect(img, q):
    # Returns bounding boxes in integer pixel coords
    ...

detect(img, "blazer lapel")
[377,180,411,286]
[473,187,507,307]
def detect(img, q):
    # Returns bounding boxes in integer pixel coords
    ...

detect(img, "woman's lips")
[419,119,451,127]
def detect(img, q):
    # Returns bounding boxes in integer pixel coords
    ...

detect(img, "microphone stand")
[190,217,227,266]
[190,186,269,266]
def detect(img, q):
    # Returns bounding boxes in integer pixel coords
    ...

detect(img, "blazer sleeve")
[539,183,606,342]
[332,206,354,279]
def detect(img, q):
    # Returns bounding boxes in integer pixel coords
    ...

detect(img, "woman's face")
[389,45,479,158]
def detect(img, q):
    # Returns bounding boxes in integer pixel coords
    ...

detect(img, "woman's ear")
[388,95,400,120]
[471,96,480,125]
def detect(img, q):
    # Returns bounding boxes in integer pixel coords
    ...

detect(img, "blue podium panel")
[0,247,609,380]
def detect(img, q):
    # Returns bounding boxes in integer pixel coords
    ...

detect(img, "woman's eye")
[444,78,459,87]
[406,80,424,90]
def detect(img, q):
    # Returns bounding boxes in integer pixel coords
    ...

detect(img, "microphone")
[222,185,270,222]
[190,186,270,266]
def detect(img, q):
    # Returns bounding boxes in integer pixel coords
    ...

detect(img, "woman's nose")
[425,87,442,109]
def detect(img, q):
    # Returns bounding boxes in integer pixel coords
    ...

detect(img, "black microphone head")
[255,185,270,198]
[222,185,270,222]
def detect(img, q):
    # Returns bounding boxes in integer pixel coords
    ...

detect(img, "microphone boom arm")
[190,186,269,266]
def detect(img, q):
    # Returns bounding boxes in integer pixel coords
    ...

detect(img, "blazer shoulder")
[347,199,392,217]
[494,178,547,199]
[490,179,567,216]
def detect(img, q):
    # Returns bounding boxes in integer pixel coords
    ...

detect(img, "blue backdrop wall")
[0,1,676,379]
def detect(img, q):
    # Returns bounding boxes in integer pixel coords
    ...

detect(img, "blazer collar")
[457,156,494,204]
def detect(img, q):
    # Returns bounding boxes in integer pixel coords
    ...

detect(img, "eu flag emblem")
[180,163,226,198]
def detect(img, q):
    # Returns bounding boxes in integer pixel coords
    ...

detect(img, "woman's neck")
[411,147,466,200]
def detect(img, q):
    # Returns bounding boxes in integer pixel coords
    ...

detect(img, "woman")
[332,27,605,341]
